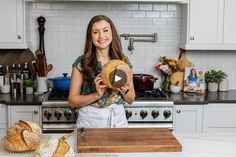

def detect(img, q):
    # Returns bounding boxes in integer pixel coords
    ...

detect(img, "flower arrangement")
[155,56,179,92]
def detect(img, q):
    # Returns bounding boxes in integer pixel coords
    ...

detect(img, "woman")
[186,68,198,91]
[68,15,135,128]
[187,68,198,83]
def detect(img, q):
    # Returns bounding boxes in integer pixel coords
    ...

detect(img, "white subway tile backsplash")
[26,1,236,89]
[167,19,181,26]
[131,11,145,18]
[110,3,124,10]
[124,4,139,10]
[160,12,175,18]
[146,11,160,18]
[139,4,153,11]
[167,4,177,11]
[124,18,139,25]
[153,4,167,11]
[138,18,153,25]
[117,11,132,17]
[153,19,167,26]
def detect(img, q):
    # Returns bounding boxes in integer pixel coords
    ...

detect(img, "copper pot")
[133,74,158,92]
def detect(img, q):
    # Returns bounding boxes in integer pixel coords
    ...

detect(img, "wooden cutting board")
[77,128,182,153]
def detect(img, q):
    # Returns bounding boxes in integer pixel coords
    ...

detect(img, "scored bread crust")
[22,130,41,150]
[4,128,29,152]
[17,120,32,132]
[101,59,131,89]
[4,120,41,152]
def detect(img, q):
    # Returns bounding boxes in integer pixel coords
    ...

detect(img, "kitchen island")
[0,132,236,157]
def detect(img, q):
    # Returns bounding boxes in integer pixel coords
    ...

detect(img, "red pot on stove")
[133,74,158,92]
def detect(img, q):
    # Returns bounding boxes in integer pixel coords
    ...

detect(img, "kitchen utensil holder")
[37,77,48,93]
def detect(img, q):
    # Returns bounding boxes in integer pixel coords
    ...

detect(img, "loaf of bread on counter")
[35,139,74,157]
[4,120,41,152]
[101,59,132,90]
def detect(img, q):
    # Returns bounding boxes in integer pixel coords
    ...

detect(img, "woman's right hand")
[94,74,107,98]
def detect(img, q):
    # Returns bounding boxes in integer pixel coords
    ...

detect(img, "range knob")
[54,110,62,120]
[44,110,52,120]
[163,110,171,119]
[140,110,148,119]
[125,110,132,119]
[74,109,79,119]
[64,109,72,120]
[151,110,159,119]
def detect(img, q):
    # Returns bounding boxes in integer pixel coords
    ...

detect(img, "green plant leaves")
[205,70,228,83]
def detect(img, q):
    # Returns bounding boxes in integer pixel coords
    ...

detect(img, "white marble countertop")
[1,132,236,157]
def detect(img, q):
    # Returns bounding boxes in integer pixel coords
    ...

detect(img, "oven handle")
[42,123,76,133]
[128,123,173,131]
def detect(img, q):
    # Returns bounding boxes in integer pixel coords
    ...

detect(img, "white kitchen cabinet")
[223,0,236,44]
[8,105,41,128]
[0,103,7,133]
[180,0,236,50]
[0,0,27,49]
[173,105,203,133]
[203,103,236,132]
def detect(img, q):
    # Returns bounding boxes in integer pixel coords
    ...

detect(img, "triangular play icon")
[115,75,122,82]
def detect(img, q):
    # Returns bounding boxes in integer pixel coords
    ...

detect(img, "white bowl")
[170,85,181,93]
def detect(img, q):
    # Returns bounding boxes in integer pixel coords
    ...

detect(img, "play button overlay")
[115,75,122,82]
[109,69,127,88]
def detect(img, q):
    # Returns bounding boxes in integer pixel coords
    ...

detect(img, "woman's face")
[91,20,112,50]
[191,69,196,75]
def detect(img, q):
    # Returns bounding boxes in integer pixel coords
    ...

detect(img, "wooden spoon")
[47,64,53,72]
[45,64,53,76]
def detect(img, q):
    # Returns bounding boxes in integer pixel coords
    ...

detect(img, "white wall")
[26,2,236,89]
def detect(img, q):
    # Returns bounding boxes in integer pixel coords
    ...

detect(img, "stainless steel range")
[42,90,78,133]
[124,88,174,130]
[42,88,173,133]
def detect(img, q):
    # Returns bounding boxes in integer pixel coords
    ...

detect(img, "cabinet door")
[188,0,223,44]
[0,103,7,133]
[203,103,236,132]
[223,0,236,44]
[0,0,26,48]
[174,105,203,133]
[8,106,41,128]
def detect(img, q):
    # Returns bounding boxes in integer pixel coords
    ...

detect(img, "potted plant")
[205,70,227,92]
[218,71,228,92]
[24,79,34,94]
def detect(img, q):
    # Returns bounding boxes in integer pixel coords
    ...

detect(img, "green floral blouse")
[73,56,133,108]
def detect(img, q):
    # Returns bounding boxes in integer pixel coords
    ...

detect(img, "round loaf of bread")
[101,59,132,89]
[35,139,74,157]
[4,120,41,152]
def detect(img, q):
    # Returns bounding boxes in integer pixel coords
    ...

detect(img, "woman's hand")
[94,74,107,98]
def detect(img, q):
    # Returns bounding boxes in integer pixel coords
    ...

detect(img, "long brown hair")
[81,15,125,82]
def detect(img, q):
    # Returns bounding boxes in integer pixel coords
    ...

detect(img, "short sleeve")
[125,56,133,69]
[73,56,82,71]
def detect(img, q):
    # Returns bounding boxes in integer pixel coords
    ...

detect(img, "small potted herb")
[24,79,34,94]
[205,70,227,92]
